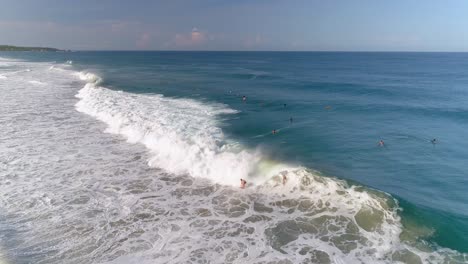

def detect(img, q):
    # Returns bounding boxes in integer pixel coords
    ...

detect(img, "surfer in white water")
[379,140,385,147]
[431,138,437,145]
[240,179,247,188]
[282,175,287,185]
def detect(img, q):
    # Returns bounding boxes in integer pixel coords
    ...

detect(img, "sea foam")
[74,73,289,186]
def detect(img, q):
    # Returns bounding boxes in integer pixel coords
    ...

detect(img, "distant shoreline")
[0,45,67,52]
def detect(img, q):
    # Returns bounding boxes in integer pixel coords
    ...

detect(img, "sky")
[0,0,468,51]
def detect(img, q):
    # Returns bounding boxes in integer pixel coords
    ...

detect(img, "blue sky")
[1,0,467,51]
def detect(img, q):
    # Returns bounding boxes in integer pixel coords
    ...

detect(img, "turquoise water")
[1,51,468,263]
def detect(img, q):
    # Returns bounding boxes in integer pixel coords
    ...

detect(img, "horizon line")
[63,49,468,53]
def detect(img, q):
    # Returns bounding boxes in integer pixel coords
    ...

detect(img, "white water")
[75,71,291,187]
[0,57,465,264]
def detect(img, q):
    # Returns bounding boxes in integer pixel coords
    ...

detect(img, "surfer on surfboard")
[240,179,247,188]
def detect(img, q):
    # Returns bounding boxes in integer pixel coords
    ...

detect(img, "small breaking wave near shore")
[72,69,466,263]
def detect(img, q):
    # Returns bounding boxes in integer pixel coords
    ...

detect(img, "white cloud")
[136,32,151,49]
[174,27,207,47]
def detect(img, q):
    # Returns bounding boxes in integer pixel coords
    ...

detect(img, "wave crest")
[75,71,102,85]
[74,72,288,186]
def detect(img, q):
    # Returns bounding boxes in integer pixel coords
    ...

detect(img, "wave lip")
[75,72,102,85]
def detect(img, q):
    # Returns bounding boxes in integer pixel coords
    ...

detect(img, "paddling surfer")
[379,140,385,147]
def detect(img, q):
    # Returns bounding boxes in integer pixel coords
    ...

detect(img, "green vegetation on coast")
[0,45,64,52]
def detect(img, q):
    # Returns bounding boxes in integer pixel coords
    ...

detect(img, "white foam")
[268,169,403,262]
[28,80,46,85]
[75,71,102,85]
[75,77,289,186]
[0,56,21,65]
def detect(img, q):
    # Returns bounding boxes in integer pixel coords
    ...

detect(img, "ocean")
[0,51,467,263]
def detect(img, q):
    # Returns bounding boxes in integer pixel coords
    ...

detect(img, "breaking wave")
[73,70,466,263]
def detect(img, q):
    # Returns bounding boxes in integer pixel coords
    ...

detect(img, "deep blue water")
[3,51,468,253]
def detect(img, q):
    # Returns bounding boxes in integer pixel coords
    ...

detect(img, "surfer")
[272,129,277,135]
[431,138,437,145]
[240,179,247,189]
[379,140,385,147]
[282,175,287,185]
[289,117,293,123]
[242,95,247,102]
[283,103,287,108]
